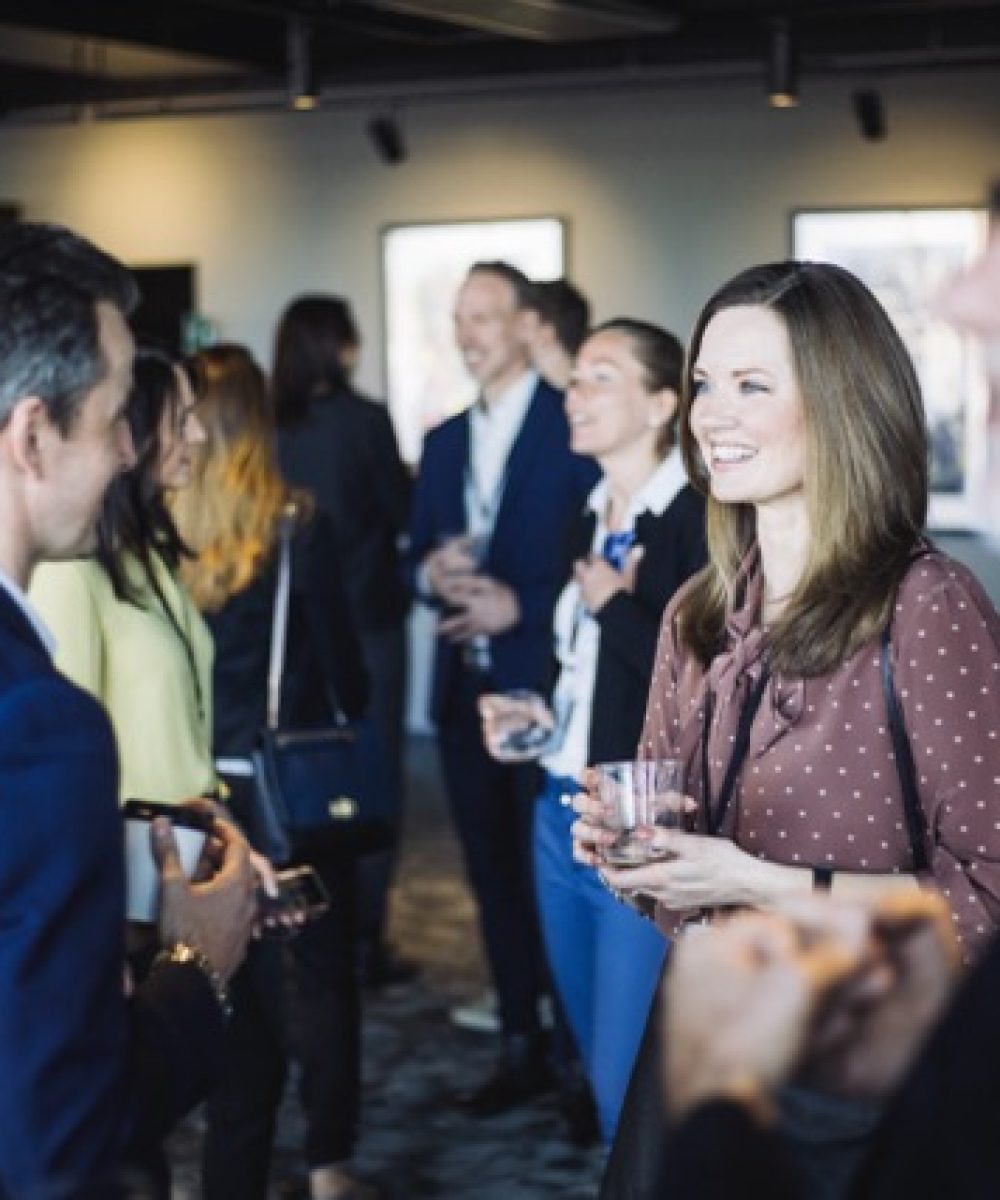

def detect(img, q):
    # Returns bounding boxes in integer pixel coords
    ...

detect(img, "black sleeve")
[658,1102,803,1200]
[124,961,226,1150]
[366,403,412,532]
[297,510,370,719]
[849,932,1000,1200]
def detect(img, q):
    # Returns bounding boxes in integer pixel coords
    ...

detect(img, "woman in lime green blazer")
[31,348,214,805]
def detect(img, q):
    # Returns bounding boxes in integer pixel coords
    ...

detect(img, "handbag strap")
[879,625,930,872]
[701,664,771,836]
[265,505,296,731]
[266,502,349,731]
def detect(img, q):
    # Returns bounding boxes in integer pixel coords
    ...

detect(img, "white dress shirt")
[464,369,538,539]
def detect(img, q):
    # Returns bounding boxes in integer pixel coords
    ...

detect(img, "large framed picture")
[792,207,990,528]
[381,216,566,464]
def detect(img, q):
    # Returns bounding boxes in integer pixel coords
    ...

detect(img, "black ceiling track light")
[853,89,887,140]
[287,16,319,111]
[767,16,799,108]
[368,113,407,164]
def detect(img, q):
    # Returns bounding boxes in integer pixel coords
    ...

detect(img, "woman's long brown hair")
[676,261,928,677]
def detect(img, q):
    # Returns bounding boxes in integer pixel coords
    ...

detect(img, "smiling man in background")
[408,260,597,1115]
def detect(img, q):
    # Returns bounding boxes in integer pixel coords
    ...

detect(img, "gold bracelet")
[153,941,232,1020]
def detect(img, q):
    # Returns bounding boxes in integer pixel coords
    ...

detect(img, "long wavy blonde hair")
[173,344,310,612]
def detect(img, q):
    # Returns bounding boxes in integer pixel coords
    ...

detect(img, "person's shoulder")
[344,388,390,418]
[894,546,1000,640]
[0,664,112,757]
[654,484,707,530]
[897,547,997,612]
[532,377,564,406]
[421,408,468,454]
[664,569,708,621]
[673,483,707,516]
[0,621,49,689]
[527,378,569,430]
[31,557,109,601]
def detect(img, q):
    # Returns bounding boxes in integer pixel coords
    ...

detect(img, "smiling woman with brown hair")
[573,261,1000,1200]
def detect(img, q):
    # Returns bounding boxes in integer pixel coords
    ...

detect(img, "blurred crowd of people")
[0,213,998,1200]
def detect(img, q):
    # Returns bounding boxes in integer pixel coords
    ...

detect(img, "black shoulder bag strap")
[701,664,771,836]
[267,503,349,731]
[879,625,930,872]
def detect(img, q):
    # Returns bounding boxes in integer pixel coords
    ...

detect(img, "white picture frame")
[793,207,990,529]
[381,216,566,465]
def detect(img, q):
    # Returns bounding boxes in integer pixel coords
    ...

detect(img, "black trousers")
[356,623,407,950]
[437,668,545,1036]
[202,853,361,1199]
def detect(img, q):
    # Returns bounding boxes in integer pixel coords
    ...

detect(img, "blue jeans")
[533,772,667,1145]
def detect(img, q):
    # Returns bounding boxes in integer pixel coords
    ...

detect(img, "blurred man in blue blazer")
[408,261,598,1115]
[0,223,256,1198]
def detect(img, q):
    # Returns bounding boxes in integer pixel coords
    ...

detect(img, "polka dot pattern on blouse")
[639,551,1000,963]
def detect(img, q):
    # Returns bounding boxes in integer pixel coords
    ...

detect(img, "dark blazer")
[566,484,706,767]
[0,586,224,1198]
[208,508,369,758]
[278,387,411,632]
[407,378,599,723]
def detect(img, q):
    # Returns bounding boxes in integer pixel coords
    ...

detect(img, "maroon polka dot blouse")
[639,548,1000,962]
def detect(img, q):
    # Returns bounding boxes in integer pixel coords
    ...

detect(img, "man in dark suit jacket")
[0,223,257,1198]
[408,261,598,1115]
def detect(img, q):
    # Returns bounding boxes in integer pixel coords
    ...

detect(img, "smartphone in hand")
[257,866,331,936]
[123,799,212,923]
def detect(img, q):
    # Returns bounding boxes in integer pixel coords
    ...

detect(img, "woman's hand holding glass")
[426,533,485,606]
[570,766,788,911]
[479,690,556,763]
[599,831,788,911]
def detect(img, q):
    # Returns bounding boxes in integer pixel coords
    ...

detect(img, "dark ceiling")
[0,0,999,119]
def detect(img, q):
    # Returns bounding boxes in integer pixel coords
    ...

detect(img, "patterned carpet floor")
[167,738,605,1198]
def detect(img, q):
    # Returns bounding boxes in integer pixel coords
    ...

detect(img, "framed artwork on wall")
[381,215,566,464]
[792,207,990,529]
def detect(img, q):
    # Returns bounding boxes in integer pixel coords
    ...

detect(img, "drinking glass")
[595,758,687,865]
[487,689,557,762]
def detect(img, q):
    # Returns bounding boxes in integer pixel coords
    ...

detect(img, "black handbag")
[247,507,394,864]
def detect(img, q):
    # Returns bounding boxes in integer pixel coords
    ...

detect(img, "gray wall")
[2,68,997,724]
[2,67,998,389]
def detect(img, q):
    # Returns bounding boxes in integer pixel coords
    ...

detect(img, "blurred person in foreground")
[0,224,255,1198]
[657,890,996,1199]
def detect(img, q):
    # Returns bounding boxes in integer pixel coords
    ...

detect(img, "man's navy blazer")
[408,378,599,723]
[0,585,223,1198]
